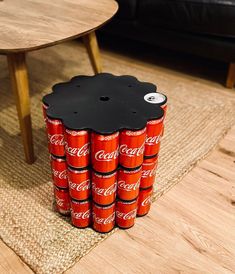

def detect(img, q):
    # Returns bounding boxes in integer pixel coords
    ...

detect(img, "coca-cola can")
[71,199,92,228]
[92,171,117,205]
[145,118,163,157]
[54,186,70,215]
[117,166,141,201]
[115,199,137,229]
[67,167,91,201]
[64,128,90,168]
[92,202,115,233]
[42,102,49,122]
[140,156,158,189]
[144,92,167,119]
[47,117,65,157]
[161,124,165,137]
[119,128,146,169]
[137,186,153,217]
[50,155,68,188]
[158,92,167,136]
[91,131,119,173]
[156,92,167,119]
[42,103,50,151]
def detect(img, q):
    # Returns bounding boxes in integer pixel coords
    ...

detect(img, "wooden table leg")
[83,31,102,74]
[226,62,235,89]
[7,53,35,164]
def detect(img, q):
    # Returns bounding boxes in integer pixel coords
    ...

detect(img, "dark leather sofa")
[103,0,235,88]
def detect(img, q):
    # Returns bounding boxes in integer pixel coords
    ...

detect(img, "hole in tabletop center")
[100,96,110,101]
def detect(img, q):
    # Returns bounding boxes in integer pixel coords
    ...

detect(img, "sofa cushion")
[116,0,137,20]
[137,0,235,38]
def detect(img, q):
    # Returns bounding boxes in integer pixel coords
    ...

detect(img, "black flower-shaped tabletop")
[42,73,164,134]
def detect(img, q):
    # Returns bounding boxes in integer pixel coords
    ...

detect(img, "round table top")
[0,0,118,53]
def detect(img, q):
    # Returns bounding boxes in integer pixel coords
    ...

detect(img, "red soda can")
[50,155,68,188]
[92,171,117,205]
[155,92,167,137]
[144,92,167,119]
[140,156,158,189]
[70,199,92,228]
[67,167,91,201]
[161,124,165,137]
[145,118,163,157]
[116,199,137,229]
[64,128,90,168]
[47,117,65,157]
[117,166,141,201]
[91,131,119,173]
[157,92,167,119]
[42,102,48,122]
[54,186,70,215]
[137,186,153,217]
[92,202,115,233]
[119,128,146,169]
[42,102,50,151]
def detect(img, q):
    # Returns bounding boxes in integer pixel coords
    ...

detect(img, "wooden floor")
[0,121,234,274]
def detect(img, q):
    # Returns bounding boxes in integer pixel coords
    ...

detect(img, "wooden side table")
[0,0,118,163]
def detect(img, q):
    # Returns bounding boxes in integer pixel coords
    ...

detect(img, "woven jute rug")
[0,41,235,274]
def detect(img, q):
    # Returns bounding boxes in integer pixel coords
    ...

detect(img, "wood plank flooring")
[0,127,234,274]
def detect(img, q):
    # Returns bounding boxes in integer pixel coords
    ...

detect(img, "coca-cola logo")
[65,143,90,157]
[119,143,144,157]
[48,134,64,146]
[142,164,157,178]
[56,197,64,207]
[145,135,161,145]
[93,212,115,224]
[116,209,137,220]
[92,182,117,196]
[69,179,90,191]
[118,180,140,191]
[94,149,119,162]
[71,209,90,219]
[52,169,67,180]
[141,196,151,206]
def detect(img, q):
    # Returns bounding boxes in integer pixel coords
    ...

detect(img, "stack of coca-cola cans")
[42,73,167,233]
